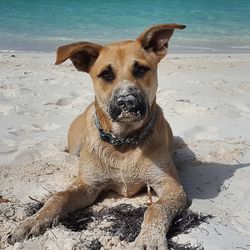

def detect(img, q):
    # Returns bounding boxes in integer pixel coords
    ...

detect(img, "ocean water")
[0,0,250,53]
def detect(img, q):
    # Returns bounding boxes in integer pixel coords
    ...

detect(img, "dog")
[8,24,187,249]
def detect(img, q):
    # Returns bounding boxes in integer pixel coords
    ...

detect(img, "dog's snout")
[117,94,136,108]
[109,86,148,122]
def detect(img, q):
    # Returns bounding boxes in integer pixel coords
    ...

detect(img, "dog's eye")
[133,62,150,78]
[98,66,115,82]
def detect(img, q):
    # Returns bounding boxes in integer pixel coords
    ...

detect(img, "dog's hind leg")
[8,178,102,245]
[134,167,187,250]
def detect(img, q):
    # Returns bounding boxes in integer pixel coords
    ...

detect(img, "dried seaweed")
[25,202,212,250]
[100,204,146,242]
[168,209,213,239]
[168,241,204,250]
[62,204,212,249]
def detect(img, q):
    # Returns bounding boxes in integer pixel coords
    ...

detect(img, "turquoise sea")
[0,0,250,53]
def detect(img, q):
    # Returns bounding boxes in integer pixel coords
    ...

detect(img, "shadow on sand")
[173,136,250,201]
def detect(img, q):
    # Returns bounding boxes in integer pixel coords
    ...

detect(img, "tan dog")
[8,24,187,249]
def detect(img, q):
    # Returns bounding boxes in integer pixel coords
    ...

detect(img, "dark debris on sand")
[25,202,212,250]
[100,204,147,242]
[24,201,43,217]
[167,210,213,249]
[84,239,103,250]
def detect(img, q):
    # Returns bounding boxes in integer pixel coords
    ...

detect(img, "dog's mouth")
[108,89,148,123]
[109,102,148,123]
[116,109,147,122]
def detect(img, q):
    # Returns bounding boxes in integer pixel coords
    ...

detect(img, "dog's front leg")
[8,178,102,245]
[134,171,187,250]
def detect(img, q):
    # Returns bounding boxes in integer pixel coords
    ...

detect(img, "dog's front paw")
[7,216,48,245]
[133,230,169,250]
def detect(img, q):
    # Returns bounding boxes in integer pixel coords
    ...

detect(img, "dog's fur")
[8,24,186,249]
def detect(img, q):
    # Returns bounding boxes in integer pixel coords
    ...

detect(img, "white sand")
[0,52,250,249]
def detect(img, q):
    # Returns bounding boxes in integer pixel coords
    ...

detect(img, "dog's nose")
[116,94,136,108]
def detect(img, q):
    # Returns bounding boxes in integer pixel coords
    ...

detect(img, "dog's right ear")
[55,42,103,72]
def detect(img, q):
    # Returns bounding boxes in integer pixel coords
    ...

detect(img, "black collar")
[94,112,156,147]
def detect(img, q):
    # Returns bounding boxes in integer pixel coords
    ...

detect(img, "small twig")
[214,227,222,236]
[79,231,85,243]
[42,186,53,195]
[3,207,15,219]
[208,199,215,203]
[218,221,228,227]
[224,193,234,198]
[234,159,241,164]
[76,217,90,223]
[50,230,58,239]
[50,230,62,250]
[28,196,42,203]
[201,227,209,235]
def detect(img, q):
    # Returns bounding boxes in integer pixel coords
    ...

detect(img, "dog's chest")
[111,168,144,197]
[90,140,148,197]
[106,154,145,197]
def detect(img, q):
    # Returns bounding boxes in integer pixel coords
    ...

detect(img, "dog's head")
[55,24,185,123]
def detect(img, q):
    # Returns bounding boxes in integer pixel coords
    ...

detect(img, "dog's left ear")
[137,24,186,60]
[55,42,103,72]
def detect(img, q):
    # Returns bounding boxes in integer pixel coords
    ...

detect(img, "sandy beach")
[0,52,250,249]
